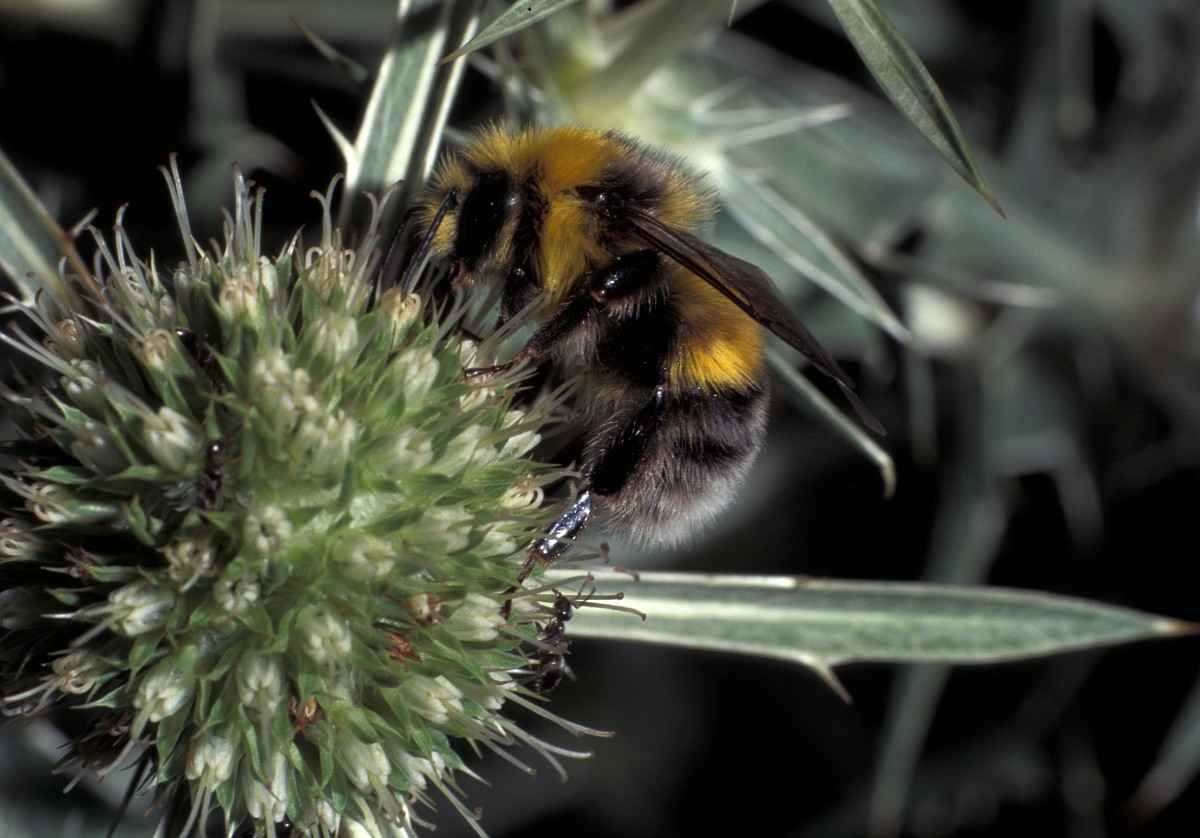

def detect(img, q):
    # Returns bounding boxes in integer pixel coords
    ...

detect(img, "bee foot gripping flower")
[0,160,608,837]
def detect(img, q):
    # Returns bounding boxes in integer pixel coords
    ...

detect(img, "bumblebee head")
[455,173,530,282]
[419,157,523,282]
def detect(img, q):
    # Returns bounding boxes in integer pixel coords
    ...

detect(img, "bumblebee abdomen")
[667,269,766,392]
[586,384,769,547]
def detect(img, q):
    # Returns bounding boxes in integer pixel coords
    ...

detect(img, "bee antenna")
[399,187,458,298]
[379,203,419,288]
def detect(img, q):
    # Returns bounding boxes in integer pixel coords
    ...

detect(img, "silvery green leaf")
[294,18,371,86]
[1127,672,1200,820]
[335,0,485,223]
[439,0,583,64]
[565,0,747,115]
[826,0,1003,214]
[768,345,895,498]
[719,164,908,342]
[563,570,1190,686]
[0,146,82,306]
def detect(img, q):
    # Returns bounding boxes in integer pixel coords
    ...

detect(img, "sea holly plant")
[0,160,605,837]
[1,2,1198,837]
[0,142,1188,838]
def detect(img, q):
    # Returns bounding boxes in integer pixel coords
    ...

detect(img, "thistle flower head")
[0,161,601,836]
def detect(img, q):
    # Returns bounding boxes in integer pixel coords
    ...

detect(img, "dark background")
[2,2,1197,837]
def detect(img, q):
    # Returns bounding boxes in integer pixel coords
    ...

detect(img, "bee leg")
[518,490,595,581]
[588,249,661,303]
[463,294,594,380]
[514,385,665,583]
[398,188,457,297]
[500,490,594,620]
[589,386,666,500]
[463,356,524,381]
[499,252,664,601]
[469,250,659,380]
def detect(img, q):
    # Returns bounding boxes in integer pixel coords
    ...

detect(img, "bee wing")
[621,206,884,435]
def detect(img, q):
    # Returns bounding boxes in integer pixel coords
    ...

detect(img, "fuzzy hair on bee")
[408,125,881,577]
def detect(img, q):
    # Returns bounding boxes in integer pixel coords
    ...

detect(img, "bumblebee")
[410,125,881,577]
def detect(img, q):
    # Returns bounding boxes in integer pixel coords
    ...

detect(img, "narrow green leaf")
[0,145,84,305]
[826,0,1004,215]
[768,345,895,498]
[439,0,583,65]
[294,18,371,86]
[568,0,736,117]
[562,570,1191,669]
[335,0,486,225]
[721,165,909,342]
[1127,673,1200,820]
[27,465,95,486]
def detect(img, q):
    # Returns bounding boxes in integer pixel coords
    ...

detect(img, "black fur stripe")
[455,173,512,268]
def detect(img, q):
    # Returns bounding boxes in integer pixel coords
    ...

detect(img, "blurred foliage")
[1,1,1198,837]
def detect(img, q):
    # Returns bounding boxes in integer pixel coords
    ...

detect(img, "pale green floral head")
[0,161,601,837]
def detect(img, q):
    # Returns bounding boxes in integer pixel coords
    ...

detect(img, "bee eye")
[576,185,606,204]
[456,175,516,267]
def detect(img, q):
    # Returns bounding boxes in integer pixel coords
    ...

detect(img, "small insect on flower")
[175,327,225,393]
[532,590,576,695]
[288,691,324,736]
[410,125,884,582]
[195,437,226,513]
